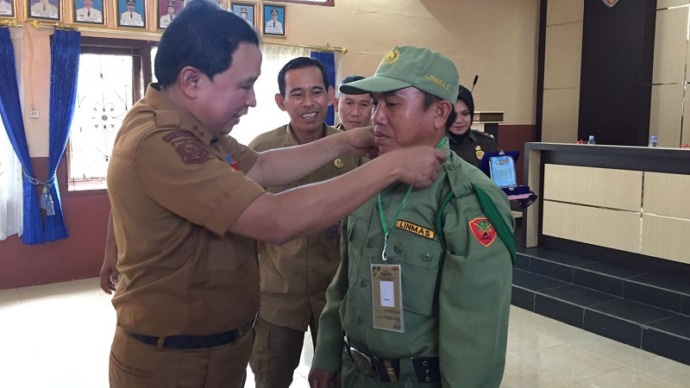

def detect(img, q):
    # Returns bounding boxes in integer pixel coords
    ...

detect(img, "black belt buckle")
[349,346,399,382]
[349,346,379,378]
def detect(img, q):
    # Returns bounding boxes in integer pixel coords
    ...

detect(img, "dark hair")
[457,84,475,118]
[277,57,330,96]
[154,0,259,88]
[422,90,457,131]
[340,75,365,86]
[338,75,366,96]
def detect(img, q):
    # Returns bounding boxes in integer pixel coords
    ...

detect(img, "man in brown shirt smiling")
[248,57,362,388]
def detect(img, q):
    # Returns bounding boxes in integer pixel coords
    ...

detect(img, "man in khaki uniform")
[309,46,514,388]
[335,75,373,131]
[105,2,448,387]
[249,57,362,388]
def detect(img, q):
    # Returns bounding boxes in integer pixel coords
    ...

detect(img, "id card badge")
[371,264,404,332]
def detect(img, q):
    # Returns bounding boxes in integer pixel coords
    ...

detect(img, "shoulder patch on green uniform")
[396,219,435,240]
[163,131,211,165]
[468,217,496,247]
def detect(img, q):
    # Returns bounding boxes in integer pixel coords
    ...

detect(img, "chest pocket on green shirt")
[345,211,444,317]
[388,233,444,317]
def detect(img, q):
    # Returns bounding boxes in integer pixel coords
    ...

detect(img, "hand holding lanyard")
[376,137,447,261]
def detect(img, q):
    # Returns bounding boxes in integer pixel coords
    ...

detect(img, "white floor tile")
[0,279,688,387]
[517,343,623,382]
[577,367,681,388]
[626,355,690,387]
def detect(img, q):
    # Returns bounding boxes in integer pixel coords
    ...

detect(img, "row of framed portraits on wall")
[0,0,287,37]
[227,1,286,37]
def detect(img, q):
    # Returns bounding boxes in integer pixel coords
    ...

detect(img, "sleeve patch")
[163,132,212,165]
[468,217,496,247]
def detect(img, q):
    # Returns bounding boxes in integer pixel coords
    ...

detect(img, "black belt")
[347,343,440,383]
[127,319,255,350]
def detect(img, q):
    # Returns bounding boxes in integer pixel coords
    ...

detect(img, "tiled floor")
[1,278,689,387]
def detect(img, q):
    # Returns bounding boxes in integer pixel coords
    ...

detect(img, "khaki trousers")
[109,325,253,388]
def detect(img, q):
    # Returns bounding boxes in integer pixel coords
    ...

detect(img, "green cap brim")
[339,76,413,95]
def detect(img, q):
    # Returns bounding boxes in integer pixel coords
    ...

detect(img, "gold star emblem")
[334,159,344,168]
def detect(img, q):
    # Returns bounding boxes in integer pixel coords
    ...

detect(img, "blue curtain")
[0,27,44,244]
[44,29,81,241]
[310,51,336,126]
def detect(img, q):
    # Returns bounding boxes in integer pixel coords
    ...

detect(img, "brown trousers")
[110,326,253,388]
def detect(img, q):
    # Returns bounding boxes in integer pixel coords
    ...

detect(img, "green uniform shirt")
[313,142,514,387]
[448,129,498,168]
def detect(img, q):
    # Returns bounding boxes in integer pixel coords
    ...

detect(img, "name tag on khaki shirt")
[371,264,404,332]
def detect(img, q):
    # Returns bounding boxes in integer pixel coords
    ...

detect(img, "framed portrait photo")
[157,0,183,30]
[72,0,104,25]
[230,2,255,30]
[262,3,285,37]
[27,0,60,20]
[117,0,146,28]
[0,0,16,18]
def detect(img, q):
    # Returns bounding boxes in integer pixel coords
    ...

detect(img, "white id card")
[370,264,404,332]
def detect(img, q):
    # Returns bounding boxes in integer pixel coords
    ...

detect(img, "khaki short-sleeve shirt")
[108,85,265,336]
[248,124,362,331]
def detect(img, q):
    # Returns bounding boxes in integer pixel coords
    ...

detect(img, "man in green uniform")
[335,75,373,131]
[105,2,448,387]
[249,57,362,388]
[309,46,514,388]
[448,85,499,168]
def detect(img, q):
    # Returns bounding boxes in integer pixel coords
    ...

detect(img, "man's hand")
[308,367,339,388]
[99,252,118,294]
[345,126,378,158]
[389,146,447,188]
[100,212,118,294]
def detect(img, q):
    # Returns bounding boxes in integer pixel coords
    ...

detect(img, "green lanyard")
[377,185,413,261]
[376,137,447,261]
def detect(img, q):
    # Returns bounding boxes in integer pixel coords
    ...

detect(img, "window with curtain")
[66,40,332,191]
[69,53,135,191]
[67,38,154,191]
[0,26,23,241]
[0,119,23,240]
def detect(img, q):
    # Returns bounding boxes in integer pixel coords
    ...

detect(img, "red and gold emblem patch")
[468,217,497,247]
[163,132,211,165]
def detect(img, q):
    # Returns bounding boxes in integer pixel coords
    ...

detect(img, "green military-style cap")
[339,46,459,103]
